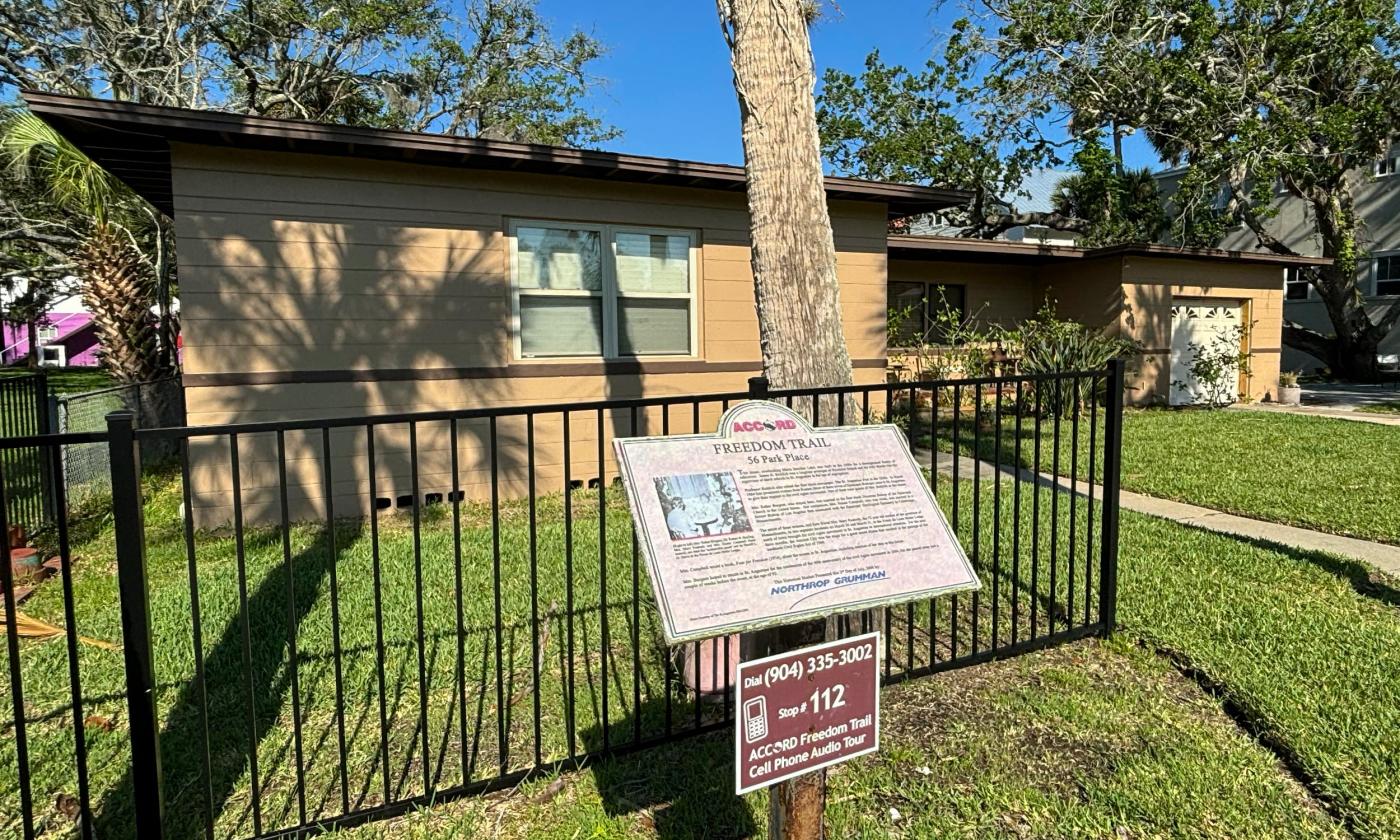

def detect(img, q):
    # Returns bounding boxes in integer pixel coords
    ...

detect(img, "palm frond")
[0,111,123,223]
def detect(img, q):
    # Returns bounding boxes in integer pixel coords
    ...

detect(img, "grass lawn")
[918,403,1400,545]
[1118,510,1400,837]
[0,367,115,396]
[1356,401,1400,416]
[327,639,1342,840]
[3,465,1107,840]
[3,450,1398,837]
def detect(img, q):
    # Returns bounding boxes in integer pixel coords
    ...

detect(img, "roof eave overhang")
[23,91,969,219]
[886,235,1333,269]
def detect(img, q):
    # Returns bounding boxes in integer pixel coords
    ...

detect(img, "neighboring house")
[1156,164,1400,372]
[25,92,1315,523]
[0,285,100,368]
[909,169,1080,246]
[888,236,1324,407]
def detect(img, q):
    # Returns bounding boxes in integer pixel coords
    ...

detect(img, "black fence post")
[748,375,770,401]
[1098,359,1125,634]
[106,410,164,838]
[33,372,49,435]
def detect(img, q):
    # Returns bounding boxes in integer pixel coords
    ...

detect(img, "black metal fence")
[0,373,53,535]
[0,362,1124,840]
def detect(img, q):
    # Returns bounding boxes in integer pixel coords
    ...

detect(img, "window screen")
[512,224,694,358]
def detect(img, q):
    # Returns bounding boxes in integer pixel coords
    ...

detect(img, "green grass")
[4,466,1105,839]
[1118,511,1400,837]
[917,404,1400,545]
[322,639,1342,840]
[5,452,1400,838]
[0,367,115,395]
[1356,401,1400,416]
[823,638,1341,840]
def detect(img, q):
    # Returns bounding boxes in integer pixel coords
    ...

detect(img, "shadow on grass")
[1224,533,1400,610]
[580,703,757,839]
[94,520,364,840]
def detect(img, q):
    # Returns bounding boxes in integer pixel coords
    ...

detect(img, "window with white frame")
[36,325,58,343]
[1376,254,1400,296]
[510,221,696,358]
[1284,267,1310,300]
[1375,157,1399,177]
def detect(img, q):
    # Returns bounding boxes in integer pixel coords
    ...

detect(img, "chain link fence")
[54,377,185,507]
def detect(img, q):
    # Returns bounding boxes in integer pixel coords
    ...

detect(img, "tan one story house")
[26,92,1324,524]
[887,235,1328,407]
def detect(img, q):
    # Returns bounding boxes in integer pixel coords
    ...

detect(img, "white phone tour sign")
[613,400,980,644]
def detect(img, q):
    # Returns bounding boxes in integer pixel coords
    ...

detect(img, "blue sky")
[536,1,1162,175]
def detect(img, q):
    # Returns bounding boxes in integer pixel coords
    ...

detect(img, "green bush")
[1006,301,1139,416]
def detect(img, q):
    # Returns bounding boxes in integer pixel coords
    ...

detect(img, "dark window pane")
[889,282,927,345]
[925,284,967,343]
[1284,268,1309,300]
[1378,257,1400,296]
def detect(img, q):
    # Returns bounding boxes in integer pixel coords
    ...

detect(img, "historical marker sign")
[613,400,979,644]
[734,631,881,795]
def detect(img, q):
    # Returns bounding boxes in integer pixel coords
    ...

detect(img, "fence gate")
[0,362,1125,840]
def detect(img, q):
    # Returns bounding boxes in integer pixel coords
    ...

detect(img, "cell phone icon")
[743,697,768,743]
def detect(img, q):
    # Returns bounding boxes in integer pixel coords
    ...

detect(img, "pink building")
[0,289,101,368]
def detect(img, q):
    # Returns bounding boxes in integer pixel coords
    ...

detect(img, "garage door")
[1170,300,1243,406]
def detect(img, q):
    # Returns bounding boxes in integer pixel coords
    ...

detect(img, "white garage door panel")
[1170,300,1242,406]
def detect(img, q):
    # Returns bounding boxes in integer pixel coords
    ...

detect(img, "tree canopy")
[820,0,1400,378]
[981,0,1400,376]
[0,0,616,145]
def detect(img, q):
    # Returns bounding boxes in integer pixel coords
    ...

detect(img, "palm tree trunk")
[718,0,854,393]
[77,224,162,384]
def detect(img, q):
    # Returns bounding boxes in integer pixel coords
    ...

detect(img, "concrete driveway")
[1302,382,1400,408]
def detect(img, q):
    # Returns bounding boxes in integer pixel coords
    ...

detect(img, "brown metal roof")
[23,91,970,219]
[887,234,1332,268]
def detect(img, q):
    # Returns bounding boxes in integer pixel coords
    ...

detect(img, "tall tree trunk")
[76,224,163,384]
[718,0,854,393]
[1299,191,1400,381]
[718,6,852,837]
[25,320,39,369]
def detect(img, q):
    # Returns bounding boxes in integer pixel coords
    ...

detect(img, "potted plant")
[1277,371,1302,406]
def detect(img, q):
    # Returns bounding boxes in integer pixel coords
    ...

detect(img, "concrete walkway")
[1232,382,1400,426]
[917,450,1400,577]
[1234,403,1400,426]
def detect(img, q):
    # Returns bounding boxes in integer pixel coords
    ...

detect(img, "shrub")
[888,289,998,385]
[1005,301,1139,417]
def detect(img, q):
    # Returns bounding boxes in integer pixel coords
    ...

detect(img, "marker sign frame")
[613,400,979,644]
[734,631,881,795]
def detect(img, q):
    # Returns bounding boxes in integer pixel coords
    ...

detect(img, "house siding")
[1,315,100,367]
[170,144,890,523]
[887,258,1038,328]
[1117,256,1283,405]
[889,250,1285,406]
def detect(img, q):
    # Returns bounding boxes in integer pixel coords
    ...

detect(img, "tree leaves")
[1,0,618,146]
